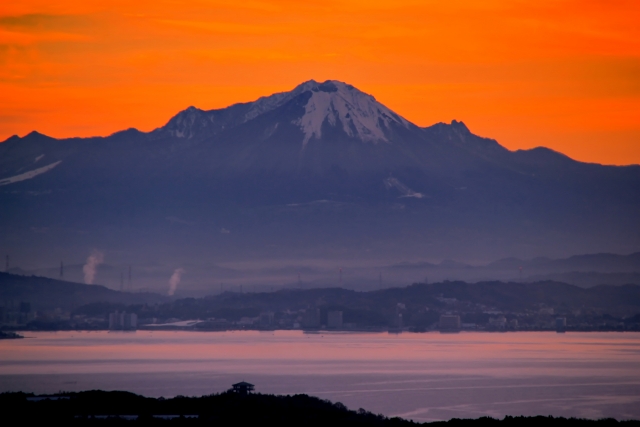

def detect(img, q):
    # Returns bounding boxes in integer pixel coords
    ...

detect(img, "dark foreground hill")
[1,391,638,426]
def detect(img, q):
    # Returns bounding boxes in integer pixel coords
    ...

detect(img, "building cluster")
[141,302,640,333]
[0,302,36,326]
[191,308,348,331]
[437,313,567,333]
[327,311,343,329]
[3,292,639,333]
[0,301,89,330]
[439,314,461,332]
[108,311,138,330]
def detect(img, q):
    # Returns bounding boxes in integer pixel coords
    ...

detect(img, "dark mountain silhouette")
[1,80,639,291]
[386,252,640,287]
[0,272,168,311]
[486,252,640,272]
[154,281,640,320]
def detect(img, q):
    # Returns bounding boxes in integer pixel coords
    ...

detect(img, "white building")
[109,311,137,330]
[489,316,507,329]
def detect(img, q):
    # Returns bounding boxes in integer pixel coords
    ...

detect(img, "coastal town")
[3,279,640,333]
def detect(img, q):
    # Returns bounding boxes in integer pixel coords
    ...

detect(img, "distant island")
[2,390,638,425]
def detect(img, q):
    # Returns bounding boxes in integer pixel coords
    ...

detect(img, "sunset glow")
[0,0,638,164]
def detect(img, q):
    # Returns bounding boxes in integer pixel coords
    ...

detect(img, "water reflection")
[1,331,639,421]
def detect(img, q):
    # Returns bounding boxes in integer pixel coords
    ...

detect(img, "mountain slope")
[0,272,168,311]
[0,80,639,290]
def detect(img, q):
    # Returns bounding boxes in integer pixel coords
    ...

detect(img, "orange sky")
[0,0,638,164]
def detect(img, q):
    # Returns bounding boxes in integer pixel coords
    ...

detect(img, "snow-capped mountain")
[1,80,639,273]
[291,80,410,144]
[156,80,410,145]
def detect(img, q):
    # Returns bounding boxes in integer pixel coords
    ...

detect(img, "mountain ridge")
[1,79,639,284]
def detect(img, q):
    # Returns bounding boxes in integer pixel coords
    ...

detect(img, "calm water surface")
[1,331,639,421]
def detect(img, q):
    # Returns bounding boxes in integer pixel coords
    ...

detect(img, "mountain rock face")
[1,80,639,291]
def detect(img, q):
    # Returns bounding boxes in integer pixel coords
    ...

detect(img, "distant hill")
[136,281,640,322]
[4,251,640,300]
[487,252,640,273]
[386,252,640,287]
[0,272,169,312]
[525,272,640,287]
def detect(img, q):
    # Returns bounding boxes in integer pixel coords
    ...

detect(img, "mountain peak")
[291,80,410,145]
[1,134,20,144]
[293,79,348,94]
[157,80,411,144]
[451,120,469,131]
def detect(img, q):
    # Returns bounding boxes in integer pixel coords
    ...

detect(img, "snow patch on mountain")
[295,81,409,145]
[384,177,424,198]
[165,106,208,139]
[242,80,324,123]
[0,161,62,186]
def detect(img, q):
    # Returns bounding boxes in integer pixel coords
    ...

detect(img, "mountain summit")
[0,80,639,275]
[286,80,410,144]
[156,80,411,145]
[139,79,507,174]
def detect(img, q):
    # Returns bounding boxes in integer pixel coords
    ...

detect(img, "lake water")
[1,331,639,422]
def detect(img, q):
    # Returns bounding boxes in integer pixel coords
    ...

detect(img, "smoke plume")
[83,250,104,284]
[168,268,185,296]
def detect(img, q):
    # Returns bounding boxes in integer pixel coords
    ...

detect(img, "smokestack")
[128,265,132,291]
[120,272,124,291]
[339,268,342,285]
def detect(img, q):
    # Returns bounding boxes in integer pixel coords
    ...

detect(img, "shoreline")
[3,326,640,333]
